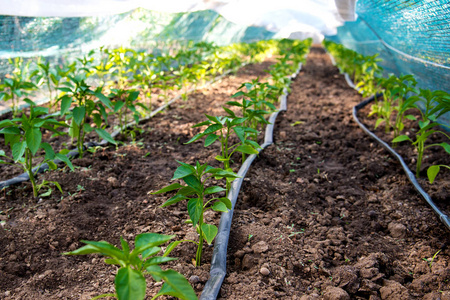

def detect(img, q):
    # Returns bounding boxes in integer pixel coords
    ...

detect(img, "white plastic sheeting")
[1,0,356,40]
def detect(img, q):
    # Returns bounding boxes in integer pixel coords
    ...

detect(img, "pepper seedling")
[64,233,197,300]
[0,99,73,197]
[152,160,240,267]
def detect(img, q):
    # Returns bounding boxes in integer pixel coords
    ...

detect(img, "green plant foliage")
[0,99,73,197]
[64,233,197,300]
[152,161,239,266]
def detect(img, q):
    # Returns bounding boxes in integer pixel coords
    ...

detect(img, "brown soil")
[1,47,449,300]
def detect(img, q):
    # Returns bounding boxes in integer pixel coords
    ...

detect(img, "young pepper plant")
[58,75,116,158]
[152,161,240,267]
[393,89,450,181]
[64,233,197,300]
[185,112,259,193]
[0,99,74,197]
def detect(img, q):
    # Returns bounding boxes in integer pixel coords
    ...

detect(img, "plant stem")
[90,293,117,300]
[416,139,424,178]
[26,149,38,198]
[196,207,204,267]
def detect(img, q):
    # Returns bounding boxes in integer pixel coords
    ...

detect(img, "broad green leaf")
[55,153,74,171]
[151,270,198,300]
[177,186,197,196]
[47,160,57,170]
[187,198,202,226]
[81,240,125,260]
[0,119,14,128]
[204,186,226,195]
[0,127,20,135]
[95,128,117,145]
[115,266,146,300]
[392,135,411,143]
[204,124,222,134]
[427,165,440,184]
[134,233,174,259]
[60,95,72,116]
[114,101,125,113]
[151,182,184,194]
[213,170,240,179]
[219,197,232,209]
[212,201,228,212]
[161,194,188,207]
[183,174,202,192]
[94,91,113,110]
[439,142,450,154]
[139,247,161,260]
[236,144,259,155]
[12,141,26,162]
[374,118,384,129]
[40,142,55,160]
[143,256,177,268]
[83,123,94,133]
[120,237,130,255]
[72,106,85,126]
[172,165,194,180]
[201,224,218,244]
[204,134,219,147]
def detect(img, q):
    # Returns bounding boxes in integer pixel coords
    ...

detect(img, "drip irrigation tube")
[0,66,244,191]
[328,48,450,231]
[200,61,303,300]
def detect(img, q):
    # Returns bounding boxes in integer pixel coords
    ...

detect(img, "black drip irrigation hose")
[200,61,303,300]
[327,48,450,231]
[0,66,244,191]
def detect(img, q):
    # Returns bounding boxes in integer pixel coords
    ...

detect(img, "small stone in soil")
[260,267,270,276]
[189,275,200,284]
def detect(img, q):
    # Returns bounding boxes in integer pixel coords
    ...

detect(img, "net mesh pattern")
[327,0,450,124]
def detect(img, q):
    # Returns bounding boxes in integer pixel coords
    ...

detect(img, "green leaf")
[236,144,259,155]
[0,127,20,135]
[204,123,222,134]
[204,186,226,195]
[187,198,203,226]
[219,197,232,209]
[143,256,177,268]
[81,240,125,259]
[134,233,174,259]
[185,132,204,144]
[63,244,102,256]
[172,165,194,180]
[47,160,57,170]
[191,120,211,128]
[439,142,450,154]
[12,141,26,162]
[374,118,384,129]
[151,269,198,300]
[60,95,72,116]
[115,266,146,300]
[151,182,184,194]
[94,92,113,110]
[215,155,229,162]
[183,174,202,192]
[0,119,14,128]
[41,142,55,160]
[95,128,116,145]
[427,165,440,184]
[55,153,74,171]
[392,135,411,143]
[212,201,228,212]
[161,194,188,207]
[25,127,42,156]
[204,134,219,147]
[201,224,218,244]
[72,106,85,126]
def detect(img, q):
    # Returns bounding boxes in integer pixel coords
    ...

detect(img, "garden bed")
[0,46,449,300]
